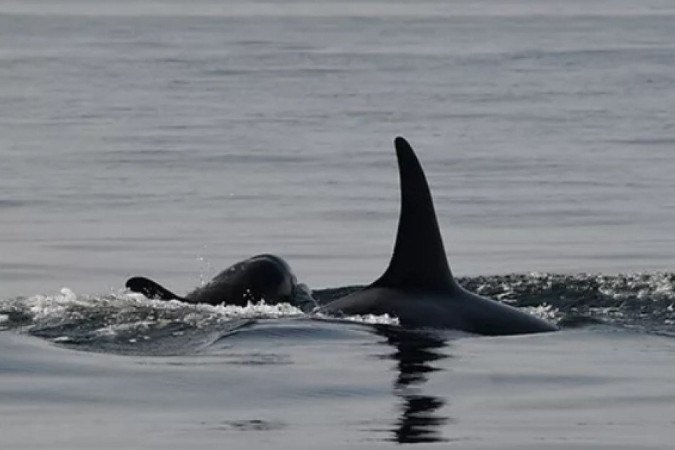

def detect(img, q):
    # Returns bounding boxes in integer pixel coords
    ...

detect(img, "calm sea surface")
[1,1,674,448]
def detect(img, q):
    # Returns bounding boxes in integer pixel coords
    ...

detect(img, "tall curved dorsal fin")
[371,137,456,292]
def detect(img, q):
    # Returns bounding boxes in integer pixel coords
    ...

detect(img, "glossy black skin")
[126,254,297,306]
[320,137,557,335]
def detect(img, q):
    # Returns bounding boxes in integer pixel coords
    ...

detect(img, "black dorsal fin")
[370,137,456,292]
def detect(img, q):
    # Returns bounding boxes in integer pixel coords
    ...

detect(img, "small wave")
[465,272,675,335]
[0,199,25,209]
[4,288,295,322]
[0,288,305,351]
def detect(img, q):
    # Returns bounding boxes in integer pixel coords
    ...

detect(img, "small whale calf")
[126,136,556,336]
[126,254,309,308]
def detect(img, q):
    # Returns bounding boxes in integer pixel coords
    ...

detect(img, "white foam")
[4,288,309,337]
[312,311,400,326]
[525,303,559,323]
[345,313,400,325]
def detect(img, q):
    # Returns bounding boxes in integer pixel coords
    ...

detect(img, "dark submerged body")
[126,254,297,306]
[323,285,554,335]
[320,137,557,335]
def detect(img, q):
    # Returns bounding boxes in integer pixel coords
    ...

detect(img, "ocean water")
[1,0,674,448]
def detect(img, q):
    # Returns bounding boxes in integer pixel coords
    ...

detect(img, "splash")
[0,288,304,345]
[51,288,298,321]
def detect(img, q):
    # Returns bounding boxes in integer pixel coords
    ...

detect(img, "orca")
[319,137,557,335]
[126,254,315,310]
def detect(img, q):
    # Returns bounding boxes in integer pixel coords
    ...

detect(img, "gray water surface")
[2,325,674,449]
[1,1,674,448]
[1,0,674,297]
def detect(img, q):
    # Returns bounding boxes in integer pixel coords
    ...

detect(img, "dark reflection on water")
[373,325,451,444]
